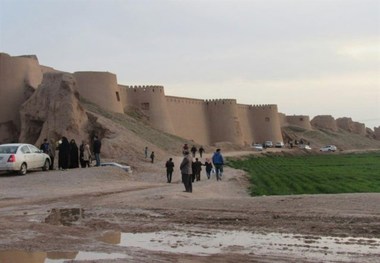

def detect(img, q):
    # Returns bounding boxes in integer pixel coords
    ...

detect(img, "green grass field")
[228,152,380,196]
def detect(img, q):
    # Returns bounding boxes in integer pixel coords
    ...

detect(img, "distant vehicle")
[101,162,132,172]
[0,143,51,175]
[320,145,337,152]
[275,142,284,148]
[264,141,273,148]
[299,145,312,150]
[251,144,264,151]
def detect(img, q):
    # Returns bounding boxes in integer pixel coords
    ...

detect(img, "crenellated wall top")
[166,96,204,104]
[205,99,237,105]
[122,85,164,90]
[237,104,277,110]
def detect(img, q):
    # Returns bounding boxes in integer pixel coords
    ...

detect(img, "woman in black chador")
[69,139,79,168]
[58,137,70,170]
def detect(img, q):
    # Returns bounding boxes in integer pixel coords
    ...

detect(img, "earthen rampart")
[336,117,366,136]
[285,115,312,130]
[374,127,380,140]
[311,115,338,131]
[278,113,287,126]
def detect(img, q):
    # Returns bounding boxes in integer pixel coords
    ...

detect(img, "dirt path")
[0,152,379,262]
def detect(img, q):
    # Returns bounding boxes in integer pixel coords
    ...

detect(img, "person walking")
[182,144,189,155]
[144,146,148,159]
[190,145,197,157]
[150,151,155,163]
[165,158,175,183]
[204,158,213,179]
[180,150,193,193]
[199,146,205,158]
[212,148,224,181]
[93,136,101,167]
[193,158,202,181]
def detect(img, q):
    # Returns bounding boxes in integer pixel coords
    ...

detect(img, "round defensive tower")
[311,115,338,131]
[249,105,283,144]
[121,85,174,134]
[285,115,312,130]
[73,71,123,114]
[206,99,244,145]
[0,53,43,142]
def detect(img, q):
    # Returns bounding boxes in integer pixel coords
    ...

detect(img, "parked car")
[0,143,51,175]
[264,141,273,148]
[275,142,284,148]
[320,145,337,152]
[251,144,264,151]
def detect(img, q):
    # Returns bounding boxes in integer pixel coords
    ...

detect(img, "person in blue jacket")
[211,148,224,181]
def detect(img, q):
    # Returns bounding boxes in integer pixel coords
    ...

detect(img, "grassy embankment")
[228,152,380,196]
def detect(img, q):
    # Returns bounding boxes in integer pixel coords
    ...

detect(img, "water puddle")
[100,229,380,261]
[0,249,129,263]
[2,230,379,262]
[44,208,84,226]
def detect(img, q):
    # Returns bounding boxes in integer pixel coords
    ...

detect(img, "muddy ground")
[0,151,379,262]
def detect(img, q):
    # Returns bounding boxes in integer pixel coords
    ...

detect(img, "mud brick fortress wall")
[1,53,376,144]
[117,86,283,146]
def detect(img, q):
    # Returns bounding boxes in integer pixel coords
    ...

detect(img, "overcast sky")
[1,0,379,128]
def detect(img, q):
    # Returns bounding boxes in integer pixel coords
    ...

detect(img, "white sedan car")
[320,145,337,152]
[0,143,51,175]
[251,144,264,151]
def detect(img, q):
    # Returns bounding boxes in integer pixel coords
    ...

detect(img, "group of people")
[176,147,224,193]
[40,135,102,171]
[182,144,205,158]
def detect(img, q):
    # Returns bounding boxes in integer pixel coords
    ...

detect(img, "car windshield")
[0,145,19,154]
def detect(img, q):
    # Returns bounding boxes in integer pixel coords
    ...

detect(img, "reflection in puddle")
[0,249,128,263]
[100,229,380,261]
[3,230,379,262]
[98,230,121,244]
[44,208,84,226]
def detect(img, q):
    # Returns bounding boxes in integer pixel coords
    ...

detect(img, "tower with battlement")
[74,71,124,114]
[248,104,283,144]
[206,99,244,145]
[120,85,175,134]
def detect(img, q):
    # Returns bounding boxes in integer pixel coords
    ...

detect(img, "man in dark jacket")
[193,158,202,181]
[165,158,175,183]
[93,136,101,167]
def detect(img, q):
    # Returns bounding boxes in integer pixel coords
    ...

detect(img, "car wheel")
[42,159,50,171]
[19,163,27,175]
